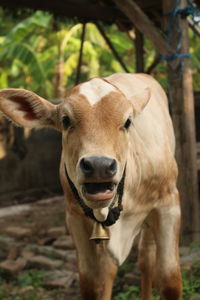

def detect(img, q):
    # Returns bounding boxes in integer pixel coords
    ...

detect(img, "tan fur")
[0,73,182,299]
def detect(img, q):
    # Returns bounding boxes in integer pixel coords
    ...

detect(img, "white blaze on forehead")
[79,78,116,105]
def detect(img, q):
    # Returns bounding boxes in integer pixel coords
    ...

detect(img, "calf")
[0,73,182,299]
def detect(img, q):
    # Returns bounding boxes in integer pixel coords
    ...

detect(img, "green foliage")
[0,7,199,101]
[1,11,51,47]
[0,10,53,97]
[189,29,200,91]
[0,9,134,98]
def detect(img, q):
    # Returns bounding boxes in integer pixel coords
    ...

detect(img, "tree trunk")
[163,0,200,243]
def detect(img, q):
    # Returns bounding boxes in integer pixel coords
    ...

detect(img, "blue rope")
[164,0,181,37]
[165,1,200,19]
[160,53,192,62]
[177,4,197,18]
[177,2,200,19]
[160,0,200,62]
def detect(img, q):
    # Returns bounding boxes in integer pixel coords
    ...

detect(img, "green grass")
[0,269,48,300]
[16,270,47,288]
[113,285,140,300]
[182,261,200,299]
[112,259,159,300]
[112,257,200,300]
[0,258,199,299]
[0,268,77,300]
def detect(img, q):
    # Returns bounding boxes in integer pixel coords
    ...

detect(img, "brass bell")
[90,222,110,241]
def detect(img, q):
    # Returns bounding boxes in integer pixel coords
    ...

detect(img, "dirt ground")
[0,196,199,300]
[0,196,81,299]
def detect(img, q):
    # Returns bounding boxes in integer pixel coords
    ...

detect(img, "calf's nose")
[80,156,117,179]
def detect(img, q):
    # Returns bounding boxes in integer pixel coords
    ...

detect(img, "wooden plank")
[0,0,118,21]
[114,0,175,57]
[134,0,161,10]
[163,0,200,243]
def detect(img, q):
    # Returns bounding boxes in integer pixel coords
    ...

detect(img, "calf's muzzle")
[80,156,117,179]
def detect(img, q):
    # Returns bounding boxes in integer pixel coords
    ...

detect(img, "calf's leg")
[138,192,182,300]
[153,195,182,299]
[138,225,156,300]
[67,213,117,300]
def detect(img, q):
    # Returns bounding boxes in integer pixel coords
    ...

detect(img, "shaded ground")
[0,196,199,300]
[0,196,80,300]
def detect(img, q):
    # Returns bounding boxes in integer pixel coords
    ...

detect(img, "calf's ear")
[129,87,151,116]
[105,76,151,116]
[0,88,58,128]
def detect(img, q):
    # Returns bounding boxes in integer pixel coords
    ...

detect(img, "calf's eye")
[62,116,71,129]
[124,118,131,130]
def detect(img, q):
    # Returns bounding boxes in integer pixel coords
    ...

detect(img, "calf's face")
[60,80,133,209]
[0,78,150,211]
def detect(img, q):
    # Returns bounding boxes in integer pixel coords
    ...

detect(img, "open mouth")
[83,182,116,201]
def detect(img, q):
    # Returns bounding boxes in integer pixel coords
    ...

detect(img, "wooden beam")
[188,18,200,37]
[0,0,118,22]
[114,0,175,57]
[163,0,200,243]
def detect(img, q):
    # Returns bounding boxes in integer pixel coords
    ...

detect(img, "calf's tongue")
[93,207,109,222]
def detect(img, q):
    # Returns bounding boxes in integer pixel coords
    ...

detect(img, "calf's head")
[0,78,150,211]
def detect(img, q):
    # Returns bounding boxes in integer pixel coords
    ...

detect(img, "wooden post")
[163,0,200,243]
[114,0,176,58]
[135,29,144,73]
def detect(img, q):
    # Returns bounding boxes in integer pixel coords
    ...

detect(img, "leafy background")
[0,8,199,101]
